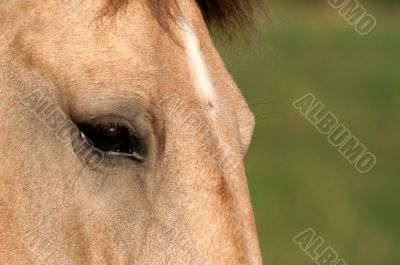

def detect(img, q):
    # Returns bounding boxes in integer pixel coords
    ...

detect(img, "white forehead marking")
[180,20,217,106]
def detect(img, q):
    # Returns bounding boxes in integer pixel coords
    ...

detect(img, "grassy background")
[217,1,400,264]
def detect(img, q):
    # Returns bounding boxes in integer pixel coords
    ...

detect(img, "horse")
[0,0,263,264]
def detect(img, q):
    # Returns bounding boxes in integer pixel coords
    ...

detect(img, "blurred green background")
[217,0,399,264]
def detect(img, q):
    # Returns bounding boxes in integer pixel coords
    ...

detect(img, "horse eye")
[77,118,146,162]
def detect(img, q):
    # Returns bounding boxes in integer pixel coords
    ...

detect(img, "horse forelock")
[102,0,262,37]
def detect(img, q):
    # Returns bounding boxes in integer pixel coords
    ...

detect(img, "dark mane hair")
[195,0,260,34]
[102,0,262,36]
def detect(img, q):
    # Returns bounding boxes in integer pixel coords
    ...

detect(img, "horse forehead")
[11,0,245,122]
[18,3,215,85]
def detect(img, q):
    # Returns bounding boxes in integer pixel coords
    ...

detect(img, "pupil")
[96,125,127,150]
[103,125,123,138]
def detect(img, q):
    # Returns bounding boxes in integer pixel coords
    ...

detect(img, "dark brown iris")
[78,119,145,161]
